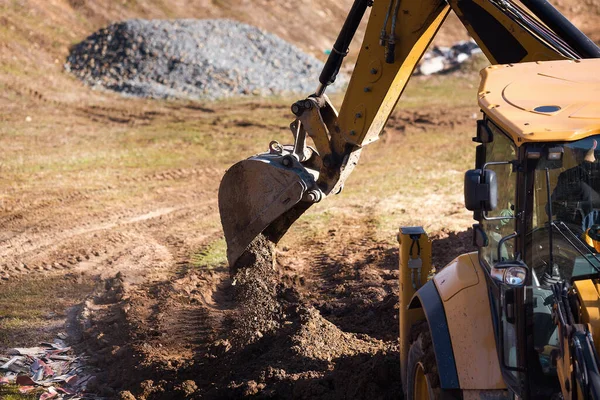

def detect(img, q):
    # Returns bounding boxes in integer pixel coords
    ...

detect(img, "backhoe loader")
[218,0,600,398]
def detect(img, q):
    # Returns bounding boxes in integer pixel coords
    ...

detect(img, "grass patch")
[400,74,479,109]
[0,276,95,348]
[0,385,41,400]
[191,238,227,269]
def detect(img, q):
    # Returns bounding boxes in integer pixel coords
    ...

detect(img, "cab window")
[481,122,517,267]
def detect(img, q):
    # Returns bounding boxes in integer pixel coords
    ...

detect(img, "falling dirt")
[230,235,280,346]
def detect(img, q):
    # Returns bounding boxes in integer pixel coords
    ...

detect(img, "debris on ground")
[417,39,483,75]
[65,19,343,101]
[0,335,97,399]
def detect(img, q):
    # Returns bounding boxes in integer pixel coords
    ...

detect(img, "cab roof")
[478,58,600,146]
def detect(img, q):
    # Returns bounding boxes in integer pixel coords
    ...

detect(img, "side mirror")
[464,169,498,212]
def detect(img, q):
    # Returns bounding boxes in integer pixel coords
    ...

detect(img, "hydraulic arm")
[219,0,600,268]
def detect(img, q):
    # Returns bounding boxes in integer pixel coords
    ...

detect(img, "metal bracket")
[290,120,311,162]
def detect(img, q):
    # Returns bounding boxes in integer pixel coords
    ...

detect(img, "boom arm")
[219,0,600,267]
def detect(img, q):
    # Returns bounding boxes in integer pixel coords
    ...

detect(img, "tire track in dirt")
[0,166,222,229]
[0,207,178,259]
[0,201,218,282]
[0,161,224,282]
[0,189,95,228]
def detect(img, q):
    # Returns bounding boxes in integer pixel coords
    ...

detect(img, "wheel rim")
[413,362,431,400]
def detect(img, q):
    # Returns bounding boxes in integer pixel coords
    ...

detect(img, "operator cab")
[465,59,600,399]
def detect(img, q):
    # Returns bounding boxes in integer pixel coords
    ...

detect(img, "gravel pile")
[66,19,336,101]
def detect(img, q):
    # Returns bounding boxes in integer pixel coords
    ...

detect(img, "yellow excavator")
[218,0,600,398]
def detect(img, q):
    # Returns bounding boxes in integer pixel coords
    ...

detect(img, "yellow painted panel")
[434,254,480,302]
[574,279,600,348]
[398,227,432,389]
[479,59,600,146]
[335,0,449,152]
[434,253,506,390]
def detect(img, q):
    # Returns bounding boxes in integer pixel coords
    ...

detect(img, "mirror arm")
[482,160,514,170]
[482,214,516,222]
[497,232,518,263]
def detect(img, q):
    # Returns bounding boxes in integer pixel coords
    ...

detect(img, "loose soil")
[0,94,476,398]
[68,225,473,399]
[1,0,598,398]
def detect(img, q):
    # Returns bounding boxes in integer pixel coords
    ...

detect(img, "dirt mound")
[73,232,401,399]
[65,19,336,100]
[214,236,399,399]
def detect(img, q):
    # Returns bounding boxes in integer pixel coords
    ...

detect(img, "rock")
[66,19,347,101]
[119,391,136,400]
[243,380,265,396]
[175,380,198,396]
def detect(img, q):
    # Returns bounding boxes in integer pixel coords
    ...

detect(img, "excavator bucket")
[218,146,319,268]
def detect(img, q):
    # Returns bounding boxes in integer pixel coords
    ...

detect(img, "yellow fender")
[408,253,506,390]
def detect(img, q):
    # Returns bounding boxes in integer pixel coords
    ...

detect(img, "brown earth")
[0,94,478,399]
[0,0,599,399]
[0,90,476,398]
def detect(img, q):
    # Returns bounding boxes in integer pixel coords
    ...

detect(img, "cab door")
[475,119,528,396]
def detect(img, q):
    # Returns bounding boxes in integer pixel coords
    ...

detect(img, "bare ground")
[2,0,598,398]
[0,92,476,399]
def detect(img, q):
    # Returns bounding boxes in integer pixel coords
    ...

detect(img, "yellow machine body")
[398,227,432,389]
[400,230,508,397]
[479,58,600,145]
[564,280,600,398]
[432,253,504,391]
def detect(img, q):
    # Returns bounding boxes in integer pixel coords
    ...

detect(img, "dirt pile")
[65,19,342,101]
[208,236,400,399]
[71,232,403,399]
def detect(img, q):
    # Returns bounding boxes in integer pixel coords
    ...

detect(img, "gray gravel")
[66,19,340,101]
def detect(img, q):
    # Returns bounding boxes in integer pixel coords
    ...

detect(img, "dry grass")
[0,276,94,347]
[0,385,41,400]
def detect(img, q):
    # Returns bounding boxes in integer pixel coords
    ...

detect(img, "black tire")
[406,321,462,400]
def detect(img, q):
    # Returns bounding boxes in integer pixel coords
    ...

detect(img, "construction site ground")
[1,0,599,398]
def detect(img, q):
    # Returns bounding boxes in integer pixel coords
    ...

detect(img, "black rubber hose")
[385,0,402,64]
[521,0,600,58]
[319,0,370,89]
[380,0,395,46]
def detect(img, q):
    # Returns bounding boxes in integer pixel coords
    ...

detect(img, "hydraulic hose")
[317,0,370,95]
[521,0,600,58]
[380,0,395,46]
[386,0,402,64]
